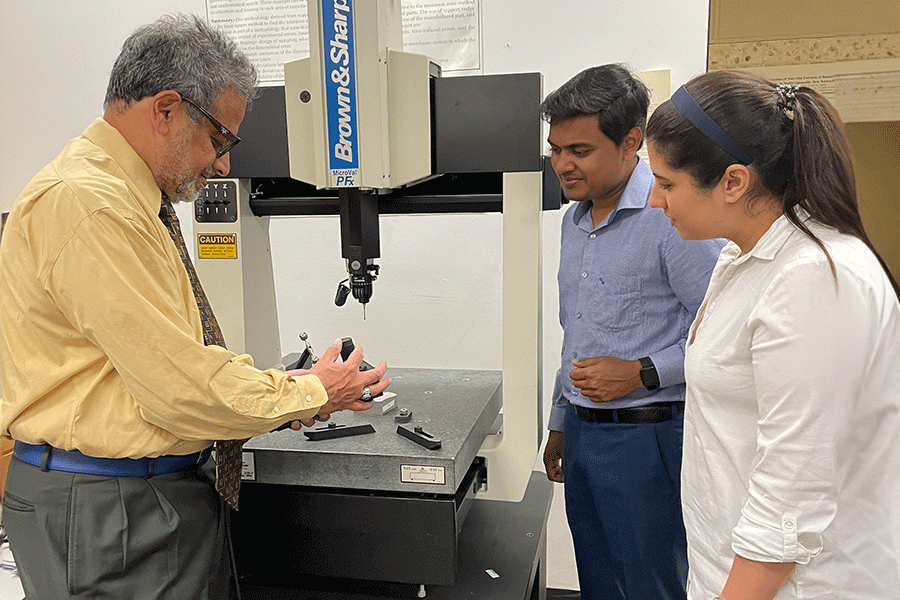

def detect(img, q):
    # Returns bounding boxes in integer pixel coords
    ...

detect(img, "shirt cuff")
[648,344,686,389]
[732,498,824,565]
[548,404,566,432]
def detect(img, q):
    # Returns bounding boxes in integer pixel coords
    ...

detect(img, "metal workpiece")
[242,368,502,494]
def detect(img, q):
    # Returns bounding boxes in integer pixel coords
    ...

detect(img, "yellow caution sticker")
[197,233,237,259]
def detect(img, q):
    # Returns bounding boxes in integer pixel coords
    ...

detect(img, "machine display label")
[400,465,446,485]
[322,0,360,187]
[197,233,238,259]
[240,451,256,481]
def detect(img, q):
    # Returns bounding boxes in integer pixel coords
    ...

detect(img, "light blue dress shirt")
[549,158,724,431]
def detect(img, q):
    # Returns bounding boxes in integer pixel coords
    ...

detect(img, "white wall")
[0,0,709,590]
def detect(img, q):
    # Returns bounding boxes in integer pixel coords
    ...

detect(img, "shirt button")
[306,395,312,401]
[273,406,280,413]
[582,272,588,278]
[575,313,582,319]
[589,233,596,239]
[572,352,578,359]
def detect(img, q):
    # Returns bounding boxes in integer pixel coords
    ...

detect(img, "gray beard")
[165,176,203,204]
[158,167,216,204]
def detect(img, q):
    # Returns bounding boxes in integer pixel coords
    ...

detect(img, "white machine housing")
[284,0,434,190]
[192,180,282,371]
[196,0,543,504]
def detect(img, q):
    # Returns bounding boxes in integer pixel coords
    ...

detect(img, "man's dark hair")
[541,64,651,149]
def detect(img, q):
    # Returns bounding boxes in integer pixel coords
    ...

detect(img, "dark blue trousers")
[563,403,688,600]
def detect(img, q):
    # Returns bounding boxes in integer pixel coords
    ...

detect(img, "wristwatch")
[638,356,659,391]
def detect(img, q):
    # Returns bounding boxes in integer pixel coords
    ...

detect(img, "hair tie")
[670,85,753,165]
[776,84,798,120]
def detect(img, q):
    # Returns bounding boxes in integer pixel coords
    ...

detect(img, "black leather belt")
[573,401,684,424]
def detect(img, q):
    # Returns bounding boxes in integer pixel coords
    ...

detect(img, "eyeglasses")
[181,97,241,158]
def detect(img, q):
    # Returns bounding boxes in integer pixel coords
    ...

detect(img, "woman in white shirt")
[643,69,900,600]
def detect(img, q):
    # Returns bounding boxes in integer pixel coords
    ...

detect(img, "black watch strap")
[638,356,659,391]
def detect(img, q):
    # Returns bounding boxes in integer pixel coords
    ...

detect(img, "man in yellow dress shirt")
[0,14,390,599]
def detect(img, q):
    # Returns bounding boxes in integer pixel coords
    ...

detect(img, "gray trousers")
[2,455,232,600]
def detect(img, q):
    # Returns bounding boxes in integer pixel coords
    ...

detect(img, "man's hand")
[569,355,643,402]
[287,338,391,422]
[543,430,565,482]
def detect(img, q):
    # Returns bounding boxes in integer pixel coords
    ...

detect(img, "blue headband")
[670,85,753,165]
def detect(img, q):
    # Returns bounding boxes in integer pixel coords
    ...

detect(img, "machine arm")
[337,188,380,309]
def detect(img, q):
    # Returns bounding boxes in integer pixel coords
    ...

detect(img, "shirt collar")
[570,157,653,231]
[727,212,804,266]
[82,117,163,219]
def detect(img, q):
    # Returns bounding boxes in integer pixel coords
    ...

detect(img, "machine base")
[237,471,553,600]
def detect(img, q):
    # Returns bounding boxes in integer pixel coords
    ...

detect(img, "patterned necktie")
[159,197,246,510]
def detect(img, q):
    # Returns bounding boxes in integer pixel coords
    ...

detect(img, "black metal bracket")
[397,425,442,450]
[304,422,376,441]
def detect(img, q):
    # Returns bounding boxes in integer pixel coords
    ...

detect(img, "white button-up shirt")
[682,214,900,599]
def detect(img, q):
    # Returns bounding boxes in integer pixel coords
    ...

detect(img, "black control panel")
[195,180,238,223]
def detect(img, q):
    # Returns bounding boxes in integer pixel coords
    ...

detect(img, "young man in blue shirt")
[542,64,724,600]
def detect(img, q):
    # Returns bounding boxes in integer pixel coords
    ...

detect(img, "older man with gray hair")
[0,14,390,599]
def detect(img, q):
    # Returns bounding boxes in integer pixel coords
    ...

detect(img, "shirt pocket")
[589,275,642,332]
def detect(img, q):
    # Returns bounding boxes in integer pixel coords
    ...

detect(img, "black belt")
[13,441,212,478]
[573,401,684,424]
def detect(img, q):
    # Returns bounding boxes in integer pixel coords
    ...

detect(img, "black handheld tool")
[304,422,376,441]
[340,337,374,371]
[340,337,381,402]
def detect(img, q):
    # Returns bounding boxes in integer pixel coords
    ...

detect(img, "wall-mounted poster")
[207,0,482,85]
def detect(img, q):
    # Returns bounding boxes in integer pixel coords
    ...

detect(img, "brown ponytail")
[647,70,900,300]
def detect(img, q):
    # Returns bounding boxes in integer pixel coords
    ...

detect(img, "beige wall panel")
[709,33,900,69]
[846,121,900,281]
[723,59,900,122]
[709,0,900,283]
[710,0,900,43]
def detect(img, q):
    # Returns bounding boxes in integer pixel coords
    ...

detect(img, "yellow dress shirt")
[0,118,326,458]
